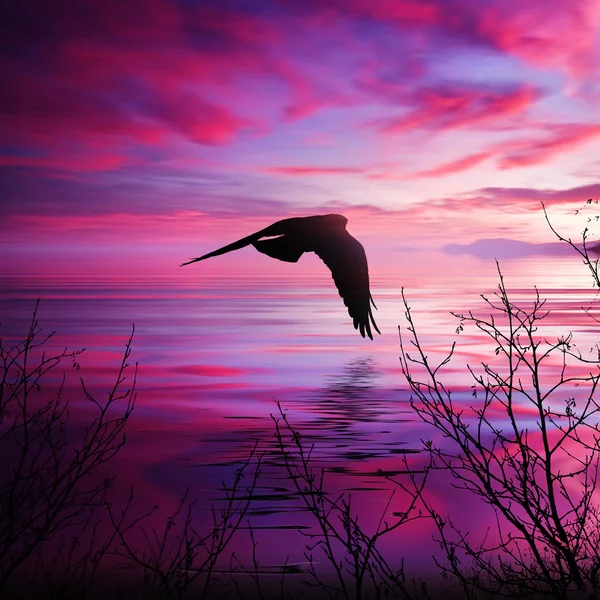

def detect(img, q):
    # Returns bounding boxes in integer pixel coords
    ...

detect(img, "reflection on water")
[286,357,417,465]
[1,252,598,577]
[319,357,382,422]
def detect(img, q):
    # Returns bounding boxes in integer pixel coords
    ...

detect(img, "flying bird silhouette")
[181,214,381,339]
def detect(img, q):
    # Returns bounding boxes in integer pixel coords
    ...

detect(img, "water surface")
[1,250,598,579]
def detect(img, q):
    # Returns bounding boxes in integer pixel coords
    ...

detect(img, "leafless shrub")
[0,302,268,600]
[399,264,600,599]
[106,442,262,600]
[272,402,430,600]
[543,199,600,290]
[0,300,136,596]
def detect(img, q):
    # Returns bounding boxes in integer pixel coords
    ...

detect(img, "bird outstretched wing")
[180,232,261,266]
[313,231,380,340]
[179,218,297,266]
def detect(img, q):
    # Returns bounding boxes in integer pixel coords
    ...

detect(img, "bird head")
[324,214,348,230]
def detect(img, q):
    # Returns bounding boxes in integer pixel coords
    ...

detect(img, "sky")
[2,0,600,282]
[3,2,600,579]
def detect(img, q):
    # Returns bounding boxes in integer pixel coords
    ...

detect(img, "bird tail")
[369,294,381,336]
[180,232,261,266]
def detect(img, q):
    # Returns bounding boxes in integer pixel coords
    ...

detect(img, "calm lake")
[2,248,598,584]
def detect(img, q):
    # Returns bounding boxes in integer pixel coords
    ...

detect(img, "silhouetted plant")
[0,300,136,596]
[106,443,262,600]
[272,402,430,600]
[543,198,600,290]
[0,303,266,600]
[399,264,600,599]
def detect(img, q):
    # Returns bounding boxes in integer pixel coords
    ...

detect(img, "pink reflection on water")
[2,251,599,581]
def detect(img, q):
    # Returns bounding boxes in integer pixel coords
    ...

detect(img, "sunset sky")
[4,4,600,583]
[2,0,600,282]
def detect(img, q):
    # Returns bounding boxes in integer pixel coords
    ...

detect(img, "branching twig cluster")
[106,443,262,600]
[399,263,600,599]
[543,199,600,290]
[272,402,430,600]
[0,299,136,596]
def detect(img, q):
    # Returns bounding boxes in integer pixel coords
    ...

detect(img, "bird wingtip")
[180,257,199,267]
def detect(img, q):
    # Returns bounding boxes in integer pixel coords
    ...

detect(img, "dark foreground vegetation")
[2,202,600,600]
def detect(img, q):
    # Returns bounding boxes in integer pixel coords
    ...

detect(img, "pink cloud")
[408,151,493,179]
[345,0,441,25]
[301,0,441,27]
[145,93,251,145]
[476,0,600,78]
[379,84,539,135]
[336,0,600,82]
[1,45,255,154]
[402,183,600,237]
[11,0,550,175]
[499,124,600,168]
[263,165,365,176]
[0,72,162,147]
[3,0,599,227]
[0,152,132,173]
[362,162,405,181]
[399,123,600,179]
[0,2,298,170]
[267,118,598,183]
[262,163,411,180]
[283,94,345,122]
